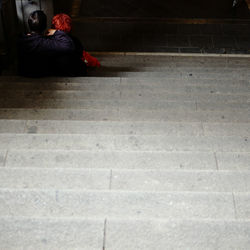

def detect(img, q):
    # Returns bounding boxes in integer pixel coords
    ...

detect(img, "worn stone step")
[2,150,250,170]
[93,55,250,66]
[4,150,217,170]
[0,98,197,111]
[0,120,249,137]
[89,71,250,79]
[0,150,5,166]
[0,134,249,152]
[0,120,26,133]
[96,55,250,65]
[96,54,250,64]
[196,102,250,111]
[105,218,250,250]
[120,77,250,86]
[0,109,249,122]
[23,121,204,135]
[1,83,249,95]
[111,169,250,192]
[121,92,250,102]
[0,90,249,103]
[0,77,249,89]
[96,61,250,70]
[0,189,238,220]
[0,168,110,190]
[0,76,121,84]
[91,65,250,74]
[117,109,250,122]
[1,217,250,250]
[94,57,250,68]
[0,168,249,192]
[120,84,250,95]
[0,217,104,250]
[0,90,121,99]
[1,75,249,84]
[204,123,250,136]
[1,98,249,111]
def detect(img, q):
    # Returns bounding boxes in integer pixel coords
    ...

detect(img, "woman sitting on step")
[47,13,100,68]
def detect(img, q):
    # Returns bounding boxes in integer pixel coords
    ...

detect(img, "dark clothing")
[18,30,87,77]
[70,35,85,58]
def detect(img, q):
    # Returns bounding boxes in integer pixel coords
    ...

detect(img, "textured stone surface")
[0,190,235,219]
[216,152,250,170]
[204,123,250,136]
[5,150,216,170]
[0,168,110,190]
[0,134,249,151]
[24,121,203,135]
[0,217,104,250]
[0,120,26,133]
[111,170,250,192]
[0,151,6,167]
[234,193,250,219]
[0,54,250,249]
[106,219,250,250]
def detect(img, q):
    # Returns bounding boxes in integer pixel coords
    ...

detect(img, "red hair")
[52,13,72,33]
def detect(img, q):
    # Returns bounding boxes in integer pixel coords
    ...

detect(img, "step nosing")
[0,188,246,195]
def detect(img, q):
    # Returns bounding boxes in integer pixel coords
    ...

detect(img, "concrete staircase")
[0,53,250,249]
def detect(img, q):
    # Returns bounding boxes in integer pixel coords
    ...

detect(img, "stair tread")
[0,54,250,247]
[0,189,241,220]
[1,217,249,250]
[0,168,249,192]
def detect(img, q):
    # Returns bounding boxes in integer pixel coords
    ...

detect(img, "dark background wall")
[54,0,250,19]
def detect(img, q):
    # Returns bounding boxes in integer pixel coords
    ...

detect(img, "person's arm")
[36,30,75,54]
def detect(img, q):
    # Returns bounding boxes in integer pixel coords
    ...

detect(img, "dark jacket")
[18,30,87,77]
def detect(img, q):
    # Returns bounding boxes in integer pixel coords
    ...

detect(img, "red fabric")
[52,14,72,33]
[52,13,101,68]
[82,51,101,67]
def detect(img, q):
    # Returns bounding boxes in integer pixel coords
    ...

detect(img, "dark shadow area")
[54,0,250,19]
[72,19,250,53]
[52,0,250,54]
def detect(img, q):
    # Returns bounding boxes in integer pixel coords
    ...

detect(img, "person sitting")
[49,13,100,68]
[18,10,87,77]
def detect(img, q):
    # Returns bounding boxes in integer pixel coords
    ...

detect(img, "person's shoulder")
[18,32,41,46]
[53,30,70,37]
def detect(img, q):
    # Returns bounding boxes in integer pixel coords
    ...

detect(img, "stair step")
[1,98,249,111]
[1,120,250,136]
[0,168,110,190]
[0,90,249,102]
[0,99,197,110]
[105,218,250,250]
[90,66,250,74]
[1,120,205,135]
[4,150,218,170]
[2,101,250,112]
[0,134,249,151]
[0,75,250,86]
[0,217,104,250]
[0,109,250,122]
[1,217,249,250]
[88,71,250,79]
[0,53,249,248]
[4,150,250,171]
[1,83,249,96]
[0,168,249,192]
[0,189,239,220]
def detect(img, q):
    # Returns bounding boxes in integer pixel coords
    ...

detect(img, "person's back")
[18,10,86,77]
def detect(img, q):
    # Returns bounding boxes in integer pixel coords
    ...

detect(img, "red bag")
[82,51,101,67]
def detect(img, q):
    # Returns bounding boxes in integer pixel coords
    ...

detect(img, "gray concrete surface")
[5,150,217,170]
[0,54,250,249]
[106,219,250,250]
